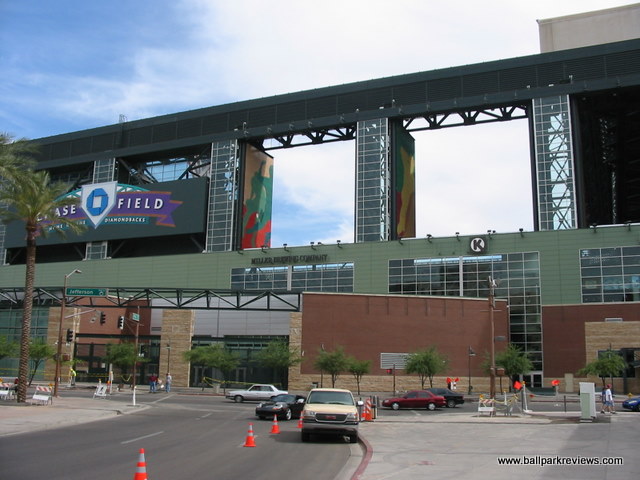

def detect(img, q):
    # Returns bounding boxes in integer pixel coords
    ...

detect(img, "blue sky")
[1,1,632,247]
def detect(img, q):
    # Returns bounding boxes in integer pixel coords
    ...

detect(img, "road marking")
[121,431,164,444]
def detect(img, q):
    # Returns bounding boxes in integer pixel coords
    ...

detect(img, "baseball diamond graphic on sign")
[81,181,118,228]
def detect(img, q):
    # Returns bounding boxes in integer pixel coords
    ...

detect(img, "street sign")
[132,313,140,322]
[65,287,108,297]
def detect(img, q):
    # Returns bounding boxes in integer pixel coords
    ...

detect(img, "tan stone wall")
[159,309,195,388]
[44,306,82,383]
[584,321,640,394]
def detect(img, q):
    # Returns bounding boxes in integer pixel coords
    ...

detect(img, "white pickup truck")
[225,384,288,402]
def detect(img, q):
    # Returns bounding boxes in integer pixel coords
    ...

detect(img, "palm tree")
[0,159,84,402]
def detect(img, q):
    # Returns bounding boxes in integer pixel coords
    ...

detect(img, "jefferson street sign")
[65,287,109,297]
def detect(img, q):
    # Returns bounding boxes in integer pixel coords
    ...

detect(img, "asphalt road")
[0,393,353,480]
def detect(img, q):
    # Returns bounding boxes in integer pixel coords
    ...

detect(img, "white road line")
[121,431,164,444]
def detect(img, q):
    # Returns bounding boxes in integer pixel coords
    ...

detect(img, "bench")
[30,386,53,405]
[0,383,15,401]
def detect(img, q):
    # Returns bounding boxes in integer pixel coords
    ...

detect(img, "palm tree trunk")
[17,228,37,403]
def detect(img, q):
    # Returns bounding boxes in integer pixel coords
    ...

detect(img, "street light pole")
[468,346,475,394]
[166,342,171,373]
[54,269,81,397]
[488,276,497,399]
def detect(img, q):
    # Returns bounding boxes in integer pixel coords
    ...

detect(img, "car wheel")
[634,405,640,412]
[391,402,400,410]
[446,399,456,408]
[234,395,244,403]
[427,402,436,411]
[301,432,311,442]
[285,409,292,421]
[349,434,358,444]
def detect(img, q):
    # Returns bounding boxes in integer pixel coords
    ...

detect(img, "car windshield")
[271,394,294,403]
[307,391,354,405]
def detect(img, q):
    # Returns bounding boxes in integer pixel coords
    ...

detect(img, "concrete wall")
[538,4,640,53]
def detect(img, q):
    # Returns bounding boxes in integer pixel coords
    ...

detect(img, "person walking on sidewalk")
[149,373,158,393]
[165,373,172,393]
[602,384,616,414]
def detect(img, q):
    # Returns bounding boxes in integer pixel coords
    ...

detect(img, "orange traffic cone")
[133,448,148,480]
[270,415,280,434]
[244,423,257,447]
[297,415,303,429]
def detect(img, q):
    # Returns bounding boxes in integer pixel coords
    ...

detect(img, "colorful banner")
[241,146,274,249]
[394,123,416,238]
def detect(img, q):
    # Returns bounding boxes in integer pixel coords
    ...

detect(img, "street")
[0,392,353,480]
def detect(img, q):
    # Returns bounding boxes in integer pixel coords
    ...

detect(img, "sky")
[0,1,634,247]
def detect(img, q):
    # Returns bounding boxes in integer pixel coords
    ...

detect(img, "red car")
[382,390,446,411]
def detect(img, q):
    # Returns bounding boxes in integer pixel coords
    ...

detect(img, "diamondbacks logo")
[53,182,183,229]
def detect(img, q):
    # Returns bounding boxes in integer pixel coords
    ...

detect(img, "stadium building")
[1,5,640,394]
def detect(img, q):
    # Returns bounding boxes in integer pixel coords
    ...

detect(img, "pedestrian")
[602,384,616,414]
[165,372,172,393]
[149,373,158,393]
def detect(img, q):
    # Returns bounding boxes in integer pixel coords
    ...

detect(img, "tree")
[104,343,145,386]
[183,344,239,386]
[28,339,55,386]
[0,133,36,174]
[405,347,449,389]
[0,335,19,362]
[314,346,349,387]
[578,350,627,387]
[494,344,534,378]
[253,340,302,388]
[347,357,371,395]
[0,151,85,402]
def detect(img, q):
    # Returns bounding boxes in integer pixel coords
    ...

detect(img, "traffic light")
[117,316,125,330]
[100,312,106,324]
[66,329,74,343]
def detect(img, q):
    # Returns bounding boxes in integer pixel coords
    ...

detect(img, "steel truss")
[403,104,529,132]
[0,287,301,312]
[256,104,528,150]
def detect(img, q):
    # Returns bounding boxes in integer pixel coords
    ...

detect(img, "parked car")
[622,396,640,412]
[301,388,362,443]
[225,384,287,403]
[381,390,446,410]
[256,394,306,420]
[426,388,465,408]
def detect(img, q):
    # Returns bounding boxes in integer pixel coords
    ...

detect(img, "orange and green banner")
[241,145,274,249]
[393,123,416,239]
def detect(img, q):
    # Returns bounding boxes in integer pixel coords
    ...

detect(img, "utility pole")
[488,276,497,399]
[54,269,81,397]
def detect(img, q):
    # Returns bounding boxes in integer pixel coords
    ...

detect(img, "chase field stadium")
[2,7,640,394]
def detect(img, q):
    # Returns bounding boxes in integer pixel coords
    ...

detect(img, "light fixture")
[591,223,597,233]
[261,245,268,253]
[626,221,632,231]
[487,229,493,239]
[283,243,289,252]
[426,234,432,243]
[337,240,343,248]
[310,242,316,250]
[519,228,524,237]
[398,238,404,245]
[455,232,460,241]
